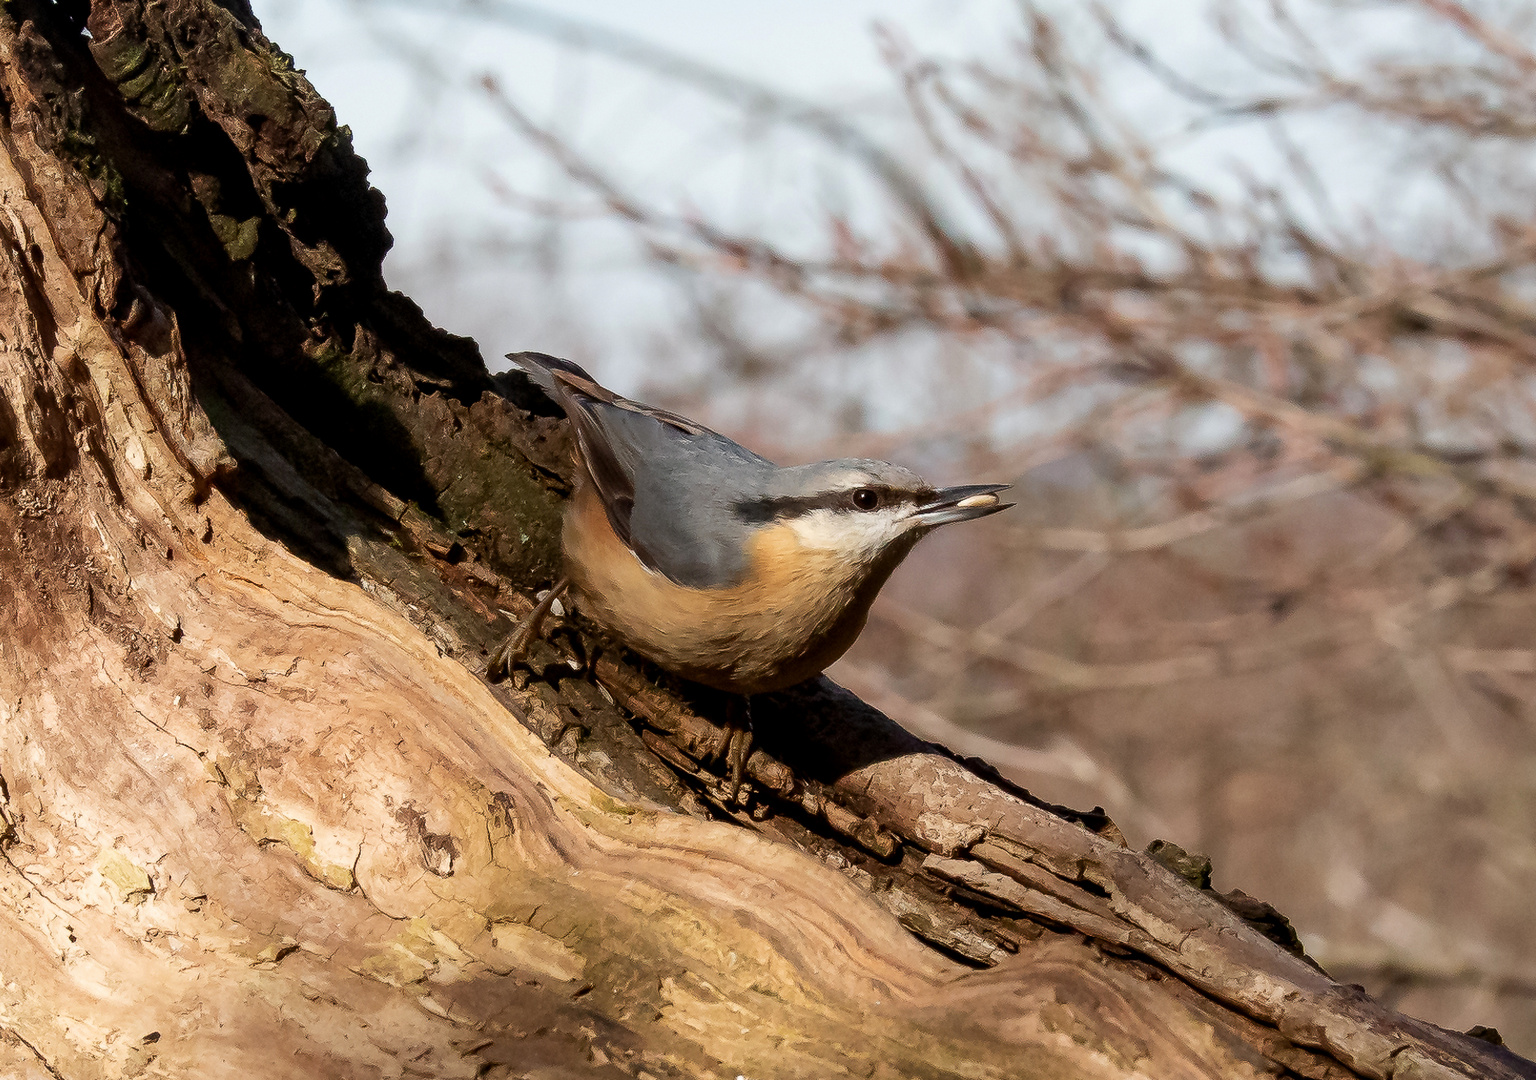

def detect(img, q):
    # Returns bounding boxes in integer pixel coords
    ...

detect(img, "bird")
[491,351,1011,794]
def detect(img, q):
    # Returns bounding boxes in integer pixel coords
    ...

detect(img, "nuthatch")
[492,352,1011,790]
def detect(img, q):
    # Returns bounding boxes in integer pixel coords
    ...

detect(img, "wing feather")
[507,352,774,587]
[510,352,718,436]
[508,353,646,547]
[507,353,765,583]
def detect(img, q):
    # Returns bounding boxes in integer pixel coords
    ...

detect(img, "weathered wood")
[0,2,1528,1078]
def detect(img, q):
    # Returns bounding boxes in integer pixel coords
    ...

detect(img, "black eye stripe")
[733,485,927,523]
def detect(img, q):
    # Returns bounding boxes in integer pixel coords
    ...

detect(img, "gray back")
[588,400,776,588]
[509,352,926,589]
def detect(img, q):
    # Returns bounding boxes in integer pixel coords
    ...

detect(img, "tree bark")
[0,2,1528,1078]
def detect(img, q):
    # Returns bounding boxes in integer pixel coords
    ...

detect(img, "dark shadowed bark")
[0,2,1528,1077]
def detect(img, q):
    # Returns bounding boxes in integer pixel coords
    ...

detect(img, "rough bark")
[0,2,1528,1078]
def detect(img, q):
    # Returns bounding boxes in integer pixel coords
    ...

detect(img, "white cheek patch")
[786,507,909,560]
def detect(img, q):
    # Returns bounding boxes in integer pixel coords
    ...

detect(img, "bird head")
[733,459,1011,569]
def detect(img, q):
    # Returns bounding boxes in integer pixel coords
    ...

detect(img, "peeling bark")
[0,2,1528,1078]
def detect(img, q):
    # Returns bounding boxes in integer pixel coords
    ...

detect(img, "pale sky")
[250,1,1450,445]
[255,1,1032,385]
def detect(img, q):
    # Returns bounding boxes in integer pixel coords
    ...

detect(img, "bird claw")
[488,623,536,680]
[723,726,754,802]
[489,578,570,681]
[706,699,754,803]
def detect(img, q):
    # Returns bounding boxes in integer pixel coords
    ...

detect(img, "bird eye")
[851,488,880,512]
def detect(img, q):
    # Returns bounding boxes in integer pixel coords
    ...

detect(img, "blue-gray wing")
[508,353,773,588]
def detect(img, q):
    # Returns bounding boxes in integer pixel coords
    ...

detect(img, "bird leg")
[489,577,570,679]
[708,695,754,801]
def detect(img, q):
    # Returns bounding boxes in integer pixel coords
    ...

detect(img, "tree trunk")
[0,2,1528,1078]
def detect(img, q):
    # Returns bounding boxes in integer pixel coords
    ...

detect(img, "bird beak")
[910,484,1013,528]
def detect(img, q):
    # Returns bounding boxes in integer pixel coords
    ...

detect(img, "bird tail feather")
[505,351,595,397]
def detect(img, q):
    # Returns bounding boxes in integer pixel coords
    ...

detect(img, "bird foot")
[489,578,569,680]
[488,624,535,681]
[706,698,754,802]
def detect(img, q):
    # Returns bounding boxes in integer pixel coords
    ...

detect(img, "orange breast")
[562,481,899,694]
